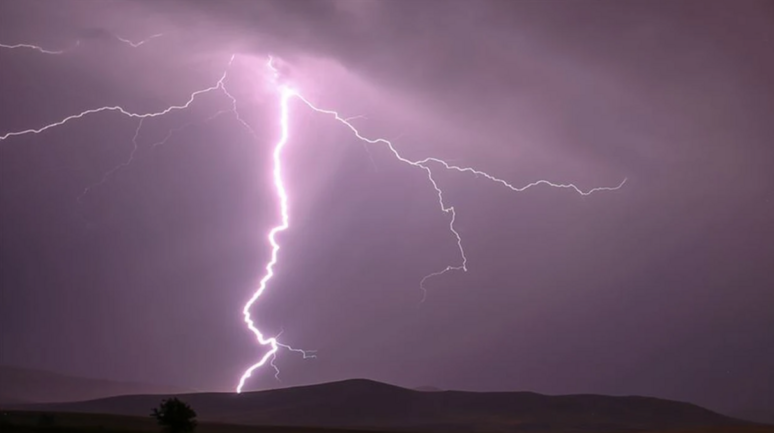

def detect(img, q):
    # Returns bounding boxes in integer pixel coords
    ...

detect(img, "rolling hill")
[0,366,191,404]
[9,378,756,433]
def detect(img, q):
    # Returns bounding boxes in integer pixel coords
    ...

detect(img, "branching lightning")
[239,57,625,390]
[1,38,625,394]
[285,87,627,301]
[0,70,228,142]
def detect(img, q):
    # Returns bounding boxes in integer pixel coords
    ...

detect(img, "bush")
[36,413,56,428]
[151,398,197,433]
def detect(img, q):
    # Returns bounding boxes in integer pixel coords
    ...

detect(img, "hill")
[413,386,443,392]
[733,408,774,426]
[0,366,191,404]
[9,378,756,433]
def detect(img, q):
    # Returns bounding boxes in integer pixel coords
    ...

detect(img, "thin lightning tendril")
[1,42,625,394]
[0,42,66,55]
[0,68,229,141]
[77,118,145,202]
[285,90,627,302]
[150,109,232,149]
[115,33,164,48]
[0,32,163,55]
[0,40,80,55]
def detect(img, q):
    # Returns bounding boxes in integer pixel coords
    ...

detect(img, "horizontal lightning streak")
[0,71,228,141]
[0,32,160,56]
[0,54,241,201]
[0,41,79,55]
[115,33,164,48]
[415,158,629,196]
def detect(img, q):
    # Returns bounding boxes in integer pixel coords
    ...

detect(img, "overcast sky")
[1,0,772,422]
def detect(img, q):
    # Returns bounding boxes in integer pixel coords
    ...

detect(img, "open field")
[2,411,774,433]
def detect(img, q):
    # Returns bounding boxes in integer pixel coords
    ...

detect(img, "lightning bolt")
[0,67,229,142]
[0,40,79,55]
[1,38,625,394]
[77,118,145,202]
[235,84,316,393]
[278,78,627,302]
[114,33,164,48]
[234,57,625,391]
[1,49,244,199]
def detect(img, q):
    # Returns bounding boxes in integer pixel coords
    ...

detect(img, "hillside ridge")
[8,376,751,433]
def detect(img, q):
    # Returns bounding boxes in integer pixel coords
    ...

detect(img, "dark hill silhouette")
[733,407,774,426]
[414,385,444,392]
[11,378,751,433]
[0,365,191,404]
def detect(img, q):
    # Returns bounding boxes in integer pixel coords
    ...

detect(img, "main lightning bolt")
[235,84,317,393]
[1,39,625,394]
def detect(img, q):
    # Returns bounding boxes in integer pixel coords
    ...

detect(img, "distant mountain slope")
[733,408,774,426]
[0,365,190,404]
[414,385,443,392]
[14,379,751,433]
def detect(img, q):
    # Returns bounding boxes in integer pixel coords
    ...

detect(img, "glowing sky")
[1,0,773,424]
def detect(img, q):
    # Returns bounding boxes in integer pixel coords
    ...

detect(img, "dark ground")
[2,411,774,433]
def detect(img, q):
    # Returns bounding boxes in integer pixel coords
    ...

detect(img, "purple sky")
[1,0,773,421]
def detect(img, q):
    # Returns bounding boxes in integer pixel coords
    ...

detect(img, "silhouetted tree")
[0,412,13,427]
[36,413,56,428]
[151,398,197,433]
